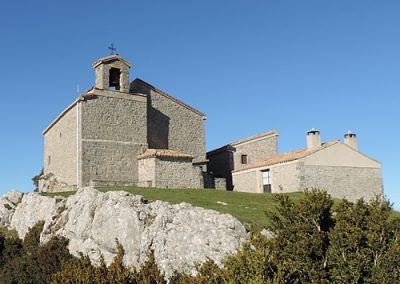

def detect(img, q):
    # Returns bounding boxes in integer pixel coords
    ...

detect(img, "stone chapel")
[40,54,222,192]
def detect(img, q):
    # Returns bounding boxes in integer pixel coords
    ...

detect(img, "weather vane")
[108,43,117,55]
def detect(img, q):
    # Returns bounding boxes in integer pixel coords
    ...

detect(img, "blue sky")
[0,1,399,207]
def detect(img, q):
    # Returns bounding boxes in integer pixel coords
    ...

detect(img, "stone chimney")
[306,128,321,151]
[344,130,358,150]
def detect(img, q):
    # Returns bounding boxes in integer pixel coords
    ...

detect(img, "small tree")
[32,168,44,192]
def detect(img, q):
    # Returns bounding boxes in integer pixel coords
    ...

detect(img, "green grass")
[42,187,400,231]
[41,191,76,198]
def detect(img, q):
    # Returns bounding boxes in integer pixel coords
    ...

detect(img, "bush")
[0,221,73,283]
[32,168,44,192]
[53,241,167,284]
[170,190,400,283]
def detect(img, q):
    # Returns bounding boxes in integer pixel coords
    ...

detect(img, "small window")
[60,132,62,140]
[241,154,248,164]
[48,155,51,165]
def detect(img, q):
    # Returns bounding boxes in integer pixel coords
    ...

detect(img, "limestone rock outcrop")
[38,173,70,193]
[0,190,24,227]
[0,188,247,279]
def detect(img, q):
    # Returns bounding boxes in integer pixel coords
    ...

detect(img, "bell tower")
[92,54,132,93]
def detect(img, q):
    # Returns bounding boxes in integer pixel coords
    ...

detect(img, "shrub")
[52,240,138,284]
[0,221,72,283]
[169,190,400,283]
[32,168,44,192]
[3,203,12,211]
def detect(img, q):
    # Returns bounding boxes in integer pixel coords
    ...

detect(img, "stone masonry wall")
[81,141,146,186]
[214,178,227,190]
[232,170,259,193]
[301,165,383,202]
[154,158,203,189]
[80,95,147,186]
[148,89,206,162]
[233,135,278,171]
[44,104,77,186]
[137,158,156,187]
[270,162,302,193]
[81,95,147,142]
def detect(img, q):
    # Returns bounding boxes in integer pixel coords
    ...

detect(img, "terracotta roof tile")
[137,149,194,160]
[233,141,339,173]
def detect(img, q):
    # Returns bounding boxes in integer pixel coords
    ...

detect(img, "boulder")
[38,173,70,193]
[0,190,24,227]
[1,187,247,279]
[10,193,66,239]
[4,190,24,205]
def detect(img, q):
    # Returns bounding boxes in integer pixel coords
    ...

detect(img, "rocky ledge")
[0,188,247,279]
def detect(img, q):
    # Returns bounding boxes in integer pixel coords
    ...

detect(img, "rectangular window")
[48,155,51,165]
[262,170,270,185]
[241,154,248,164]
[262,170,271,193]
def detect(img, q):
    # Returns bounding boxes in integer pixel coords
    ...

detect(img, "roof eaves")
[230,130,279,146]
[42,97,82,135]
[232,140,339,173]
[137,149,194,160]
[134,78,207,119]
[92,55,132,68]
[206,144,236,156]
[340,143,381,164]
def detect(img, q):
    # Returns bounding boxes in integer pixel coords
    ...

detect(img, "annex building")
[208,129,383,201]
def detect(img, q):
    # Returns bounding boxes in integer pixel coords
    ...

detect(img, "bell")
[109,68,121,89]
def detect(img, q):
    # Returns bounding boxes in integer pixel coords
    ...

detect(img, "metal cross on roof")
[108,43,117,55]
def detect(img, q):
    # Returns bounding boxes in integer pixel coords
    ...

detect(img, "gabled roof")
[230,130,278,146]
[43,88,96,135]
[233,141,339,173]
[42,98,81,135]
[137,149,194,160]
[131,78,207,119]
[207,130,278,156]
[92,54,132,68]
[206,144,236,157]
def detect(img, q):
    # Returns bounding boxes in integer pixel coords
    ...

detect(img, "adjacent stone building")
[229,130,383,201]
[41,54,209,192]
[206,131,278,190]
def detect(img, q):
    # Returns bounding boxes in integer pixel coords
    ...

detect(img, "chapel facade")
[40,54,221,192]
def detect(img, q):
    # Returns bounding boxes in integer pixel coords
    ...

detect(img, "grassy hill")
[42,187,400,231]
